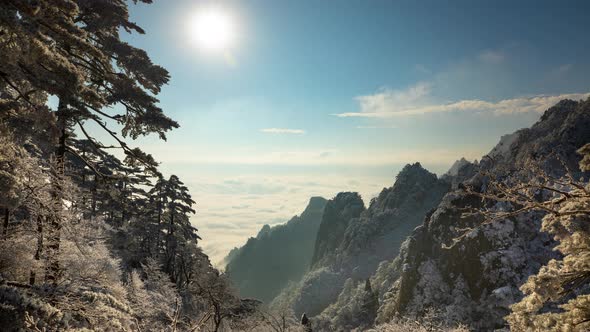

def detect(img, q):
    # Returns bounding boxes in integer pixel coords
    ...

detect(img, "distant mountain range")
[225,98,590,331]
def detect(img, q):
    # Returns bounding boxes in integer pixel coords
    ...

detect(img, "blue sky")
[121,0,590,264]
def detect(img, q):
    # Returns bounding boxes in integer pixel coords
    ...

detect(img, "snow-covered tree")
[469,145,590,331]
[505,147,590,331]
[1,0,177,285]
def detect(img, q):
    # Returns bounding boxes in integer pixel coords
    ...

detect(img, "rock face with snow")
[231,98,590,330]
[328,163,450,279]
[225,197,327,303]
[441,157,479,189]
[377,98,590,330]
[273,163,451,319]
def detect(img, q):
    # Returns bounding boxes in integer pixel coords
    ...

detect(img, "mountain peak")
[394,162,438,187]
[539,98,579,122]
[445,157,471,177]
[311,192,365,266]
[333,192,364,207]
[306,196,328,211]
[256,224,271,238]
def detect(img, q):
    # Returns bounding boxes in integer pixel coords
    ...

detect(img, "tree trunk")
[165,207,175,274]
[155,190,162,252]
[2,208,9,237]
[213,307,222,332]
[91,185,96,220]
[44,97,68,285]
[29,215,43,285]
[81,152,86,196]
[169,209,175,237]
[120,181,127,226]
[157,196,162,225]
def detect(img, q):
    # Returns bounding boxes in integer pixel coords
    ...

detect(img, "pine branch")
[64,146,109,179]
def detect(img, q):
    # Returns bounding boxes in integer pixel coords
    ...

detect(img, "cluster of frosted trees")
[0,1,259,330]
[469,144,590,331]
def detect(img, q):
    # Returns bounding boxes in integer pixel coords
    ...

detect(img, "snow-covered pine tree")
[505,145,590,331]
[1,0,177,284]
[162,175,197,277]
[468,140,590,331]
[0,1,261,330]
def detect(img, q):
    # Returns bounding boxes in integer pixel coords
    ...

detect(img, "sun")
[190,8,234,51]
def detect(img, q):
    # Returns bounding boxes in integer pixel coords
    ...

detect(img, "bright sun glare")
[191,8,234,51]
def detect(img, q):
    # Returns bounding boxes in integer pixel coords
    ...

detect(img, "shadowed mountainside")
[225,197,327,303]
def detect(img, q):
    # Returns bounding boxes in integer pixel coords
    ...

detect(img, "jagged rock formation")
[311,164,450,279]
[376,98,590,330]
[225,197,327,303]
[273,163,451,321]
[441,157,479,189]
[274,98,590,331]
[443,157,471,177]
[311,192,366,267]
[335,163,451,279]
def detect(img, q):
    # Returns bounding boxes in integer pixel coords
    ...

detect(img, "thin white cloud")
[556,64,573,74]
[337,47,587,119]
[354,82,432,116]
[260,128,306,134]
[346,82,434,119]
[478,50,505,64]
[336,89,590,118]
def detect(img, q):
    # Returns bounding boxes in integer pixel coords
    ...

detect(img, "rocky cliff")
[376,98,590,330]
[273,163,451,321]
[231,98,590,331]
[311,192,366,267]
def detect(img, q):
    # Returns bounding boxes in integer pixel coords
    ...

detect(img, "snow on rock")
[376,98,590,330]
[487,132,520,160]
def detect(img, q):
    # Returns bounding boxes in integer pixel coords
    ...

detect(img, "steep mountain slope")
[333,163,451,279]
[225,197,327,303]
[273,163,451,320]
[375,98,590,330]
